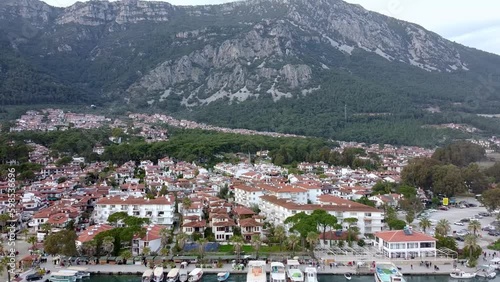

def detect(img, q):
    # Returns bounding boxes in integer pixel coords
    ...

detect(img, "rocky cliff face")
[0,0,495,109]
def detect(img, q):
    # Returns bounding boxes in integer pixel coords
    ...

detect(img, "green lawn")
[217,244,293,253]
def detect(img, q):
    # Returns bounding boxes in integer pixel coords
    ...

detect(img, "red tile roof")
[77,224,114,243]
[374,230,436,242]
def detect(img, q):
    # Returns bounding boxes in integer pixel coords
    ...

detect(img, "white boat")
[476,265,497,279]
[247,260,267,282]
[179,263,188,282]
[142,269,154,282]
[450,269,476,279]
[49,271,78,282]
[67,267,90,278]
[188,268,203,282]
[286,260,304,282]
[154,266,164,282]
[217,272,230,282]
[374,262,405,282]
[344,273,352,281]
[489,258,500,270]
[167,268,180,282]
[304,267,318,282]
[59,270,82,280]
[270,262,286,282]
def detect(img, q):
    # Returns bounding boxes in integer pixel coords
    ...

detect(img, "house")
[368,194,402,208]
[239,216,264,241]
[76,224,114,248]
[373,228,437,259]
[318,231,351,247]
[182,215,206,236]
[210,213,235,241]
[131,224,164,256]
[93,195,175,226]
[233,184,264,208]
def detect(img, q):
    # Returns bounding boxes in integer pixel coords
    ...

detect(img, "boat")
[247,260,267,282]
[167,268,180,282]
[374,262,405,282]
[270,262,286,282]
[153,266,164,282]
[59,270,82,280]
[304,267,318,282]
[179,263,188,282]
[142,269,154,282]
[188,268,203,282]
[476,265,497,279]
[217,272,230,282]
[450,269,476,279]
[286,259,304,282]
[344,273,352,281]
[67,267,90,278]
[49,271,78,282]
[489,258,500,270]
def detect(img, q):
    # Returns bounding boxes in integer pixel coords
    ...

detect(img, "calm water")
[86,273,500,282]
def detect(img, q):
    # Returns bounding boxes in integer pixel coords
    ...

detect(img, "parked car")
[468,203,478,207]
[475,214,484,219]
[460,218,471,222]
[454,221,465,226]
[479,212,491,217]
[26,273,43,281]
[459,204,467,209]
[488,231,500,236]
[455,236,465,241]
[439,206,449,211]
[483,226,496,231]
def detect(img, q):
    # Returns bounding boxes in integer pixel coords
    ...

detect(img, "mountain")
[1,0,500,145]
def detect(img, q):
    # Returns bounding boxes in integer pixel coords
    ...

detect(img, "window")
[365,213,371,217]
[420,242,433,248]
[407,243,418,249]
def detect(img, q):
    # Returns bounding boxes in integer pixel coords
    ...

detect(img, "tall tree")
[102,236,115,256]
[311,210,340,244]
[401,158,441,190]
[251,235,263,259]
[197,238,208,260]
[419,218,431,233]
[480,188,500,211]
[306,232,319,257]
[273,225,286,252]
[230,235,244,261]
[463,234,481,265]
[287,234,300,255]
[159,227,170,247]
[176,232,189,253]
[81,240,97,257]
[435,219,451,237]
[468,220,481,236]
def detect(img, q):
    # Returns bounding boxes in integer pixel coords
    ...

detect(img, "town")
[1,109,500,282]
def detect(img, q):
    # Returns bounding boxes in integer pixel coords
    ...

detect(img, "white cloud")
[42,0,500,54]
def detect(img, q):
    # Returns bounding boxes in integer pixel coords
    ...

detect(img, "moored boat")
[344,273,352,281]
[153,266,164,282]
[450,269,476,279]
[67,267,90,278]
[247,260,267,282]
[286,260,304,282]
[217,272,230,282]
[167,268,180,282]
[304,267,318,282]
[476,265,496,279]
[179,263,188,282]
[270,262,286,282]
[188,268,203,282]
[49,271,78,282]
[142,269,154,282]
[374,262,405,282]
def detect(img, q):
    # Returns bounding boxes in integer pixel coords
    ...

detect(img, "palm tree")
[0,214,10,232]
[21,228,29,241]
[274,225,286,252]
[419,218,432,233]
[81,240,97,257]
[182,198,192,211]
[159,227,170,247]
[435,219,451,236]
[464,234,481,261]
[468,220,481,236]
[121,250,132,264]
[197,238,208,260]
[40,223,52,234]
[142,246,151,256]
[102,236,115,256]
[176,232,189,253]
[27,235,37,249]
[0,256,11,280]
[343,218,359,246]
[160,247,169,256]
[251,235,263,259]
[287,234,300,256]
[230,235,244,261]
[306,232,319,257]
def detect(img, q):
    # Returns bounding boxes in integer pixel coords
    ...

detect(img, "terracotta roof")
[374,230,436,242]
[77,224,114,243]
[183,220,206,228]
[213,221,236,227]
[232,206,255,216]
[233,184,261,193]
[261,195,378,212]
[239,218,263,227]
[319,231,351,241]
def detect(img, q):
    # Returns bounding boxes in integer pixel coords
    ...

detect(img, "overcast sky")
[42,0,500,55]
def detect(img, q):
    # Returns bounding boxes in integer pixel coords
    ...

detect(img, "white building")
[373,229,437,259]
[233,184,264,207]
[131,224,164,256]
[260,194,383,236]
[93,195,175,226]
[210,214,235,241]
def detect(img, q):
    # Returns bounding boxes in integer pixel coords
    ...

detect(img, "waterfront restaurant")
[373,227,437,259]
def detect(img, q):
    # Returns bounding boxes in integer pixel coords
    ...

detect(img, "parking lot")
[416,197,497,247]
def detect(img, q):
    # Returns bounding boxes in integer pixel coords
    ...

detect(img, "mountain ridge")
[1,0,500,145]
